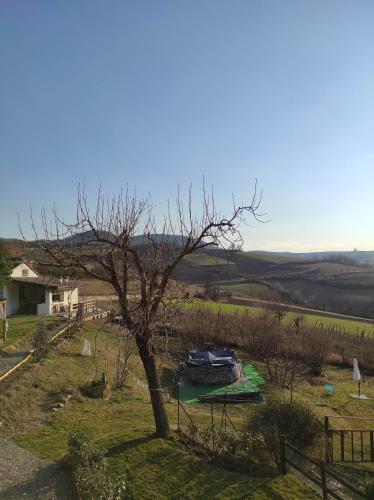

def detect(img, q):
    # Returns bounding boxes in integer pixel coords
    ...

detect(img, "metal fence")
[176,385,238,435]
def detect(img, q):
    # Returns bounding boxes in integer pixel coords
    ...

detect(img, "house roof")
[11,258,39,275]
[11,277,78,290]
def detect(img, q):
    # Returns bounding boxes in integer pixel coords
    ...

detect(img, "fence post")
[320,462,328,500]
[177,383,180,431]
[279,435,287,475]
[324,416,331,465]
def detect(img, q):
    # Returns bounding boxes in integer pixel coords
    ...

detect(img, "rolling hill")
[173,248,374,319]
[2,234,374,318]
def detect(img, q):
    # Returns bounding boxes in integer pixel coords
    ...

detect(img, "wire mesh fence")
[176,397,370,498]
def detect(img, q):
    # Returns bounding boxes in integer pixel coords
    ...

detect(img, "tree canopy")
[0,245,12,286]
[28,183,263,437]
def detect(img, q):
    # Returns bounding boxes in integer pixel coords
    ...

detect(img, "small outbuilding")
[183,347,242,385]
[0,260,79,316]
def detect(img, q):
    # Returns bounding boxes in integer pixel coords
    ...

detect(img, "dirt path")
[0,439,73,499]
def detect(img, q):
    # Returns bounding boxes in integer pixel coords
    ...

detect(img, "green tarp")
[179,364,265,404]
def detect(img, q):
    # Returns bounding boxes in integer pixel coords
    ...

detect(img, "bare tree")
[114,326,132,389]
[26,183,262,437]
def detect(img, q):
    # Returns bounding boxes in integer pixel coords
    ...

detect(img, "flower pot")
[85,382,111,400]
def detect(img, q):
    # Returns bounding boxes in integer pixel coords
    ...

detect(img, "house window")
[22,268,29,277]
[52,291,61,302]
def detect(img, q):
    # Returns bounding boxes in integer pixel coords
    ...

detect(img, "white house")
[0,260,79,317]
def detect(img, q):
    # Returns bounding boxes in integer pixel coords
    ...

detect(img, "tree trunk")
[136,334,170,438]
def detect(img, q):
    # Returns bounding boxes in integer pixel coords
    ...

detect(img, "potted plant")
[84,373,111,399]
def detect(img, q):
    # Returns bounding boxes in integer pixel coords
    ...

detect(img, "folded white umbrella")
[352,357,361,382]
[82,339,91,356]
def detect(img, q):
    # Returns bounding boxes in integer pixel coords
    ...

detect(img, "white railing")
[51,298,96,316]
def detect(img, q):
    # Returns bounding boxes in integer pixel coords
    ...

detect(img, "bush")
[247,398,323,461]
[184,423,272,473]
[67,434,126,499]
[366,482,374,499]
[301,326,332,376]
[32,321,50,361]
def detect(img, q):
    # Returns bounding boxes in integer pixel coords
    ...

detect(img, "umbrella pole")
[358,380,361,397]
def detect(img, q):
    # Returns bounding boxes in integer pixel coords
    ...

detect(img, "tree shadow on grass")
[161,367,176,387]
[58,352,84,358]
[107,433,158,457]
[127,440,285,499]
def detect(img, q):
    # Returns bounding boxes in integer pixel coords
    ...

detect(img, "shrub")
[247,398,323,462]
[301,326,332,376]
[366,482,374,499]
[32,321,50,361]
[184,423,273,473]
[67,433,126,500]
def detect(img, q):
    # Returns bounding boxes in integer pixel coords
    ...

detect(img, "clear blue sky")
[1,0,374,251]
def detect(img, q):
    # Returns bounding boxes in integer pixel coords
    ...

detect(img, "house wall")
[3,280,79,317]
[64,288,79,306]
[11,263,38,279]
[3,283,20,315]
[36,288,50,316]
[49,287,79,316]
[5,282,47,315]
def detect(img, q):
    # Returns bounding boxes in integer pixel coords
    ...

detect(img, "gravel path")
[0,439,73,499]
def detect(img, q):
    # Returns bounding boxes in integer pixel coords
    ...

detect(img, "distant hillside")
[252,250,374,266]
[53,231,191,248]
[0,232,190,248]
[173,247,374,319]
[0,237,26,257]
[2,232,374,317]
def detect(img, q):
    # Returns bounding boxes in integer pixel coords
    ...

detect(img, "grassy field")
[243,251,299,264]
[0,315,64,355]
[182,300,374,336]
[184,253,235,267]
[220,282,270,296]
[0,319,319,499]
[78,278,116,296]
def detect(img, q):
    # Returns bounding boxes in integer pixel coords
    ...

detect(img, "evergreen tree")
[0,244,12,286]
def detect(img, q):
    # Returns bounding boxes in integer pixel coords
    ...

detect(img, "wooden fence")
[0,299,7,341]
[72,298,96,314]
[0,310,110,382]
[325,416,374,464]
[280,436,367,499]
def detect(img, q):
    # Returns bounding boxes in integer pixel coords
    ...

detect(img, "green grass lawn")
[182,300,374,336]
[184,253,235,267]
[0,315,65,355]
[1,320,318,499]
[243,251,298,264]
[220,282,270,296]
